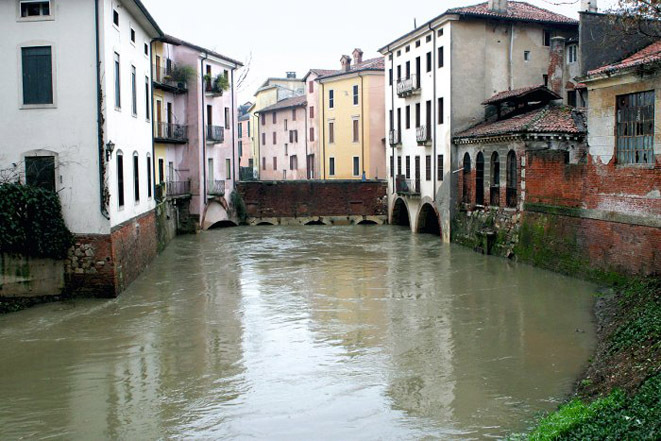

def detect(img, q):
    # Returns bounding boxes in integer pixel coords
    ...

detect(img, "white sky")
[141,0,618,103]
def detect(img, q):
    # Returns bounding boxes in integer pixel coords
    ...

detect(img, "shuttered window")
[22,46,53,105]
[616,91,655,164]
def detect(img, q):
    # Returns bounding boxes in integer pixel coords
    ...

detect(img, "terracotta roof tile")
[587,40,661,76]
[447,1,577,25]
[482,84,560,105]
[259,95,307,113]
[318,57,385,79]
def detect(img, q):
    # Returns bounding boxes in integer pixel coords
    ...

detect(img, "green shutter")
[22,46,53,105]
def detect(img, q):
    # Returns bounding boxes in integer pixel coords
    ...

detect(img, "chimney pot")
[340,55,352,72]
[488,0,508,13]
[352,48,364,65]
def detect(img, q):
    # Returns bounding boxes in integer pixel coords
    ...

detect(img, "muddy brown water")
[0,226,596,440]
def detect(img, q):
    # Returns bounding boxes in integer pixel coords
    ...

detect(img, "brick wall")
[237,180,388,219]
[111,210,158,294]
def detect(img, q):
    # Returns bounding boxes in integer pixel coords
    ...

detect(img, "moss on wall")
[451,207,519,258]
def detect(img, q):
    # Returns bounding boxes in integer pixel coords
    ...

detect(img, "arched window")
[133,152,140,202]
[490,152,500,206]
[476,152,484,206]
[146,154,152,199]
[117,151,125,208]
[506,150,517,208]
[462,152,471,204]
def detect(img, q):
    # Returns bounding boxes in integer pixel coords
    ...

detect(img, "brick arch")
[390,197,411,227]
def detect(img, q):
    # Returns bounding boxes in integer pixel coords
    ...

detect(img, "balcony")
[207,180,226,197]
[155,123,188,144]
[239,167,257,181]
[395,175,420,196]
[153,63,189,94]
[389,130,401,147]
[396,75,420,97]
[167,180,191,198]
[416,125,431,145]
[206,125,225,144]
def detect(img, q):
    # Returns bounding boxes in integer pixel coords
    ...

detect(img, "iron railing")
[239,167,257,181]
[416,125,430,144]
[506,187,517,208]
[389,129,401,146]
[490,186,500,207]
[207,180,226,196]
[395,175,420,195]
[153,63,189,92]
[206,125,225,143]
[167,180,191,197]
[396,75,420,97]
[155,123,188,142]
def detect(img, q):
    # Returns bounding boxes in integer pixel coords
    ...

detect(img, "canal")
[0,226,596,440]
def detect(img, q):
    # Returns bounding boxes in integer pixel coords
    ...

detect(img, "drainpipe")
[359,73,365,179]
[201,53,208,204]
[431,24,438,201]
[321,81,326,180]
[255,111,261,179]
[304,103,309,179]
[389,46,395,195]
[231,66,236,189]
[509,24,514,90]
[150,39,156,203]
[95,0,110,220]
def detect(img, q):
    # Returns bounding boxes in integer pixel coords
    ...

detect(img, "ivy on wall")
[0,184,73,259]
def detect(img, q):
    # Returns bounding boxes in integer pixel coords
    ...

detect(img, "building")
[379,0,579,240]
[317,49,386,180]
[238,102,254,180]
[302,69,337,179]
[0,0,164,296]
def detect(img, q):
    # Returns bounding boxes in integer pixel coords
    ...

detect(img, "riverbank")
[511,277,661,440]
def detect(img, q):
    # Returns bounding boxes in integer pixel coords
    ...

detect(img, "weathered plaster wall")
[0,254,65,298]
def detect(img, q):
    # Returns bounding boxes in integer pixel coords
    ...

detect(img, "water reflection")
[0,226,595,440]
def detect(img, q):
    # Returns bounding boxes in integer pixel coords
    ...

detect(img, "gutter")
[201,53,208,203]
[95,0,109,220]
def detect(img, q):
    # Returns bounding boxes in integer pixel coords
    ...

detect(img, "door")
[166,102,173,138]
[156,100,162,137]
[415,56,421,88]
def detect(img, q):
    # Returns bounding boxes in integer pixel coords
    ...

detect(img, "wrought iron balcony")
[207,180,226,196]
[395,175,420,196]
[416,125,431,145]
[166,180,191,197]
[153,63,189,93]
[396,75,420,97]
[389,129,401,146]
[206,125,225,143]
[155,123,188,143]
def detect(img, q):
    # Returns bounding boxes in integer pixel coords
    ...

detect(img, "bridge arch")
[391,197,411,227]
[202,198,231,230]
[417,203,441,237]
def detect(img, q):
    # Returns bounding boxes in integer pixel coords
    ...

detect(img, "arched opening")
[475,152,484,206]
[490,152,500,206]
[417,203,441,236]
[506,150,517,208]
[305,220,326,226]
[462,153,471,204]
[256,222,274,226]
[357,220,378,226]
[209,220,238,229]
[391,198,410,227]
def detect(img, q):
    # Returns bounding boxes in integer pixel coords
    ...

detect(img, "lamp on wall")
[105,141,115,161]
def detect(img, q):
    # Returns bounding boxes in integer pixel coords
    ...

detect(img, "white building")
[0,0,163,296]
[379,0,578,240]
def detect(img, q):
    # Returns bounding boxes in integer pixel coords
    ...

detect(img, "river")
[0,226,596,440]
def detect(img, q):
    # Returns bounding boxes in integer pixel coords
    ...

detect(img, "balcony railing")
[396,75,420,97]
[395,175,420,196]
[416,125,431,145]
[207,180,226,196]
[167,180,191,197]
[490,186,500,207]
[206,125,225,143]
[389,130,401,146]
[506,187,517,208]
[155,122,188,143]
[153,63,189,93]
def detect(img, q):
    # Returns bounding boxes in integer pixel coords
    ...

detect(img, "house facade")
[379,0,578,240]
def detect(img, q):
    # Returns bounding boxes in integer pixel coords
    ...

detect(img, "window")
[543,74,549,87]
[146,156,152,198]
[568,45,578,64]
[352,119,359,142]
[405,61,410,79]
[405,156,410,179]
[310,106,314,119]
[309,81,314,93]
[289,130,293,142]
[329,121,335,143]
[405,45,410,53]
[437,154,443,181]
[329,90,334,108]
[310,127,315,141]
[567,90,577,107]
[238,140,243,157]
[20,1,50,17]
[117,153,125,207]
[426,35,432,43]
[145,76,150,120]
[238,122,243,137]
[438,47,444,68]
[476,152,484,206]
[616,91,655,164]
[21,46,53,105]
[273,132,276,144]
[543,30,551,46]
[130,28,136,43]
[415,40,421,48]
[261,113,265,126]
[389,69,393,86]
[405,106,411,129]
[225,108,230,129]
[226,158,231,180]
[262,133,265,145]
[133,153,140,202]
[272,112,277,124]
[415,156,420,190]
[273,157,277,170]
[524,51,530,62]
[290,155,298,170]
[397,50,401,57]
[506,150,517,207]
[131,66,137,116]
[262,157,266,170]
[113,9,119,27]
[224,69,229,79]
[25,156,55,192]
[114,52,121,109]
[158,158,164,183]
[415,103,420,128]
[144,43,149,56]
[353,85,359,105]
[490,152,500,206]
[329,157,335,176]
[438,28,444,37]
[397,156,402,176]
[426,52,432,72]
[390,156,394,178]
[397,65,401,81]
[462,153,471,204]
[248,121,251,137]
[292,108,297,121]
[437,97,444,125]
[425,155,431,181]
[353,157,360,176]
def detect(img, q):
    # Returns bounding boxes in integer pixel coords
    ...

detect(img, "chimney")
[352,48,364,65]
[340,55,352,72]
[286,71,296,79]
[580,0,597,12]
[547,36,566,96]
[488,0,508,13]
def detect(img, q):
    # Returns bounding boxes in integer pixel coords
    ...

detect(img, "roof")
[238,113,250,121]
[586,40,661,77]
[160,35,243,67]
[454,104,584,139]
[317,57,385,80]
[131,0,163,37]
[303,68,339,81]
[258,95,307,113]
[482,84,561,105]
[379,1,576,52]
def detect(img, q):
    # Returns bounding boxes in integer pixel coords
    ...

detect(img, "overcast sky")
[141,0,618,103]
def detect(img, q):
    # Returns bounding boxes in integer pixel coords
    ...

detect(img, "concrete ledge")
[525,203,661,229]
[0,254,64,298]
[246,215,387,226]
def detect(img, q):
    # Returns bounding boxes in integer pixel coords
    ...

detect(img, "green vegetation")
[167,64,195,84]
[609,278,661,354]
[204,73,230,95]
[0,184,73,259]
[230,190,247,224]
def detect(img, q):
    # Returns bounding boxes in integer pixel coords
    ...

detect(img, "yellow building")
[318,50,385,180]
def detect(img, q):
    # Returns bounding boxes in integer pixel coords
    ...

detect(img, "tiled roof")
[160,35,243,66]
[482,84,560,105]
[587,40,661,77]
[447,2,577,25]
[454,105,584,139]
[259,95,307,113]
[317,57,385,80]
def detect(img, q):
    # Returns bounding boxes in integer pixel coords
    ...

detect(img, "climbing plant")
[0,184,73,259]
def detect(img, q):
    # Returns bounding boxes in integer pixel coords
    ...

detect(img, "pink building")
[302,69,336,179]
[238,102,253,178]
